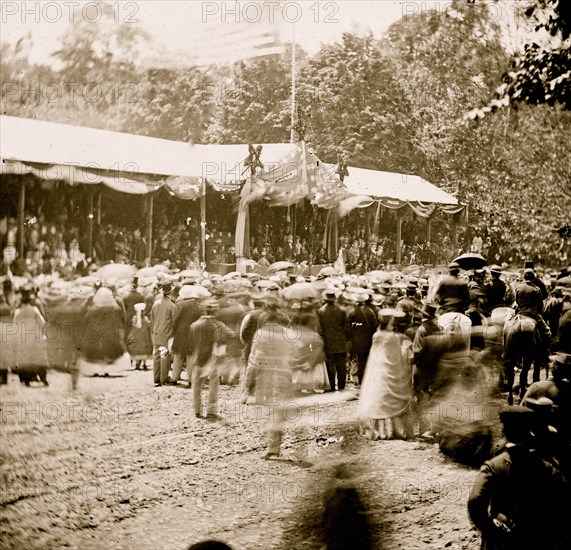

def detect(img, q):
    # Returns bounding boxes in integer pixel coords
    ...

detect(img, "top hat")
[131,276,139,287]
[524,261,534,270]
[420,303,438,319]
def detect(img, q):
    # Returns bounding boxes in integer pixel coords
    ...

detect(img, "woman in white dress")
[358,309,416,440]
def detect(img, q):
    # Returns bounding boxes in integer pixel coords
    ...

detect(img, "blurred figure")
[468,405,568,550]
[171,285,202,386]
[358,309,415,440]
[81,287,127,366]
[13,287,49,386]
[189,300,234,419]
[239,291,265,404]
[523,352,571,479]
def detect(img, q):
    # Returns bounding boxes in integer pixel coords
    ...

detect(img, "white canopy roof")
[0,115,298,181]
[1,116,459,208]
[329,164,458,205]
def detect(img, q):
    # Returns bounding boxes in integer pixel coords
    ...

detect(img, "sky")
[0,0,469,66]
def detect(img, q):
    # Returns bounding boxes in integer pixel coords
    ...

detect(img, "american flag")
[143,1,284,69]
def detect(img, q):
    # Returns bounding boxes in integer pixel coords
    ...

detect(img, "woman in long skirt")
[358,309,416,440]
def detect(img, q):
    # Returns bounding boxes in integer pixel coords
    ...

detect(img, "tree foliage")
[1,0,569,265]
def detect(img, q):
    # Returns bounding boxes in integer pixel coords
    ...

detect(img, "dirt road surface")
[1,370,482,549]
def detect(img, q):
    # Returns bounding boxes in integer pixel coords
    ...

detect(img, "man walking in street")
[189,299,234,419]
[150,282,178,386]
[318,289,349,392]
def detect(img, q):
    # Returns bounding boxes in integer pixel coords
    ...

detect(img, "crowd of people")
[1,256,570,549]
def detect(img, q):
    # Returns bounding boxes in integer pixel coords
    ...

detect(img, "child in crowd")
[126,302,152,370]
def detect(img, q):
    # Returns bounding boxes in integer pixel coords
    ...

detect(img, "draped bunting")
[338,195,467,219]
[1,159,162,194]
[323,207,340,262]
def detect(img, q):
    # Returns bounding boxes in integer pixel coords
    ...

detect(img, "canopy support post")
[395,212,403,265]
[451,215,458,257]
[146,193,154,264]
[87,188,94,260]
[426,218,432,243]
[17,179,25,260]
[200,178,206,268]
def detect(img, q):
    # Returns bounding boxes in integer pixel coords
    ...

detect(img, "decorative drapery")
[1,159,162,194]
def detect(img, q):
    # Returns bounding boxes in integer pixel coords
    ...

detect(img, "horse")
[502,310,540,405]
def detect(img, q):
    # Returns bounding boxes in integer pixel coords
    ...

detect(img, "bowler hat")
[161,282,173,295]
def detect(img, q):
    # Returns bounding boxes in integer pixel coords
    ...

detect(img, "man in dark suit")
[346,292,377,385]
[435,262,470,314]
[189,300,234,419]
[150,282,178,386]
[468,406,567,550]
[483,265,508,315]
[318,290,349,392]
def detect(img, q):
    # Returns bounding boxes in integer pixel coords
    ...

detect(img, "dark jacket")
[150,295,178,346]
[468,445,567,550]
[123,289,145,326]
[240,308,264,361]
[436,275,470,313]
[484,278,508,314]
[515,281,543,315]
[347,304,376,354]
[318,302,349,355]
[81,305,126,362]
[172,299,201,355]
[189,315,234,367]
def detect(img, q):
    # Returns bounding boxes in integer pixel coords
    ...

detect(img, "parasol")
[178,269,203,279]
[317,266,338,278]
[268,261,295,274]
[280,282,321,301]
[452,253,488,270]
[96,263,137,280]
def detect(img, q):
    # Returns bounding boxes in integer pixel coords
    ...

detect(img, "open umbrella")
[452,253,488,271]
[317,266,338,278]
[268,261,295,274]
[280,282,320,301]
[96,263,137,280]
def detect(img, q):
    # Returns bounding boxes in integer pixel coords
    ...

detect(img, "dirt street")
[1,370,482,550]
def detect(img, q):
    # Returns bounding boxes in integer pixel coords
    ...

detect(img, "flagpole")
[290,22,296,144]
[289,22,297,244]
